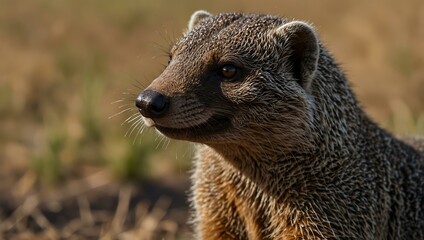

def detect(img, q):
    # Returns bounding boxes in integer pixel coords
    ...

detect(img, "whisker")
[122,116,139,128]
[155,135,165,150]
[118,103,134,109]
[122,91,138,96]
[131,81,145,90]
[164,138,171,150]
[111,99,127,105]
[109,108,134,119]
[133,125,145,145]
[125,118,143,138]
[122,112,142,125]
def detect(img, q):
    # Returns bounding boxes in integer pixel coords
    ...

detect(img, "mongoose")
[135,11,424,239]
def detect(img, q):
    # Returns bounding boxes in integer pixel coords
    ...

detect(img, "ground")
[0,171,191,240]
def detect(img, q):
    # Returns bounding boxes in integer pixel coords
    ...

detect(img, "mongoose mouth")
[155,115,231,140]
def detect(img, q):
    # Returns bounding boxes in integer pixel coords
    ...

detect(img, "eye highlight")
[220,64,238,80]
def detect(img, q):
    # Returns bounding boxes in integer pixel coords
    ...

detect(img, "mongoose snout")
[135,83,233,141]
[136,89,170,118]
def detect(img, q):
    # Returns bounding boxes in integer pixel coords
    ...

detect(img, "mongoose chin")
[135,10,424,240]
[156,115,231,139]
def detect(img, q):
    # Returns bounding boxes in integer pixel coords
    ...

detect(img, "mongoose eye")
[167,55,172,65]
[220,64,238,80]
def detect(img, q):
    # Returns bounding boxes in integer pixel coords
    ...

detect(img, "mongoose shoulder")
[135,11,424,239]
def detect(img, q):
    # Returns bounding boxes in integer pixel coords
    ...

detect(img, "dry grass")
[0,171,190,240]
[0,0,423,239]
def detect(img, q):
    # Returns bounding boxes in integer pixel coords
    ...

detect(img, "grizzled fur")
[137,11,424,239]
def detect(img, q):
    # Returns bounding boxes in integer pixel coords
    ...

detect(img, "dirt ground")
[0,171,191,240]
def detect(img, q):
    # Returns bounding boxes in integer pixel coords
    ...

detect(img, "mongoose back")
[135,11,424,239]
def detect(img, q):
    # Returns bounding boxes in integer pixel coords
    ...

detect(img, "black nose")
[135,90,170,118]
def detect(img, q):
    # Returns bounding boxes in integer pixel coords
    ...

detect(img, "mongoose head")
[136,11,319,150]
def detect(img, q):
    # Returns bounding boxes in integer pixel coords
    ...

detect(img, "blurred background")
[0,0,423,239]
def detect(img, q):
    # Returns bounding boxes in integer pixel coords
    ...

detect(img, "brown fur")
[136,11,424,239]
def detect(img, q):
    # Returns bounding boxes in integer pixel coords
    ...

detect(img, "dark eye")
[220,64,238,80]
[167,55,172,65]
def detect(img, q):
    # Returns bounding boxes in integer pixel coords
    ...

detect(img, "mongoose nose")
[136,90,170,118]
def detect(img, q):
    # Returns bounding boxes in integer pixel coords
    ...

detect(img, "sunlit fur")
[138,11,424,239]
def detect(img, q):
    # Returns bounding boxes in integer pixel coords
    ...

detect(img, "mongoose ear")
[188,10,212,31]
[272,21,319,90]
